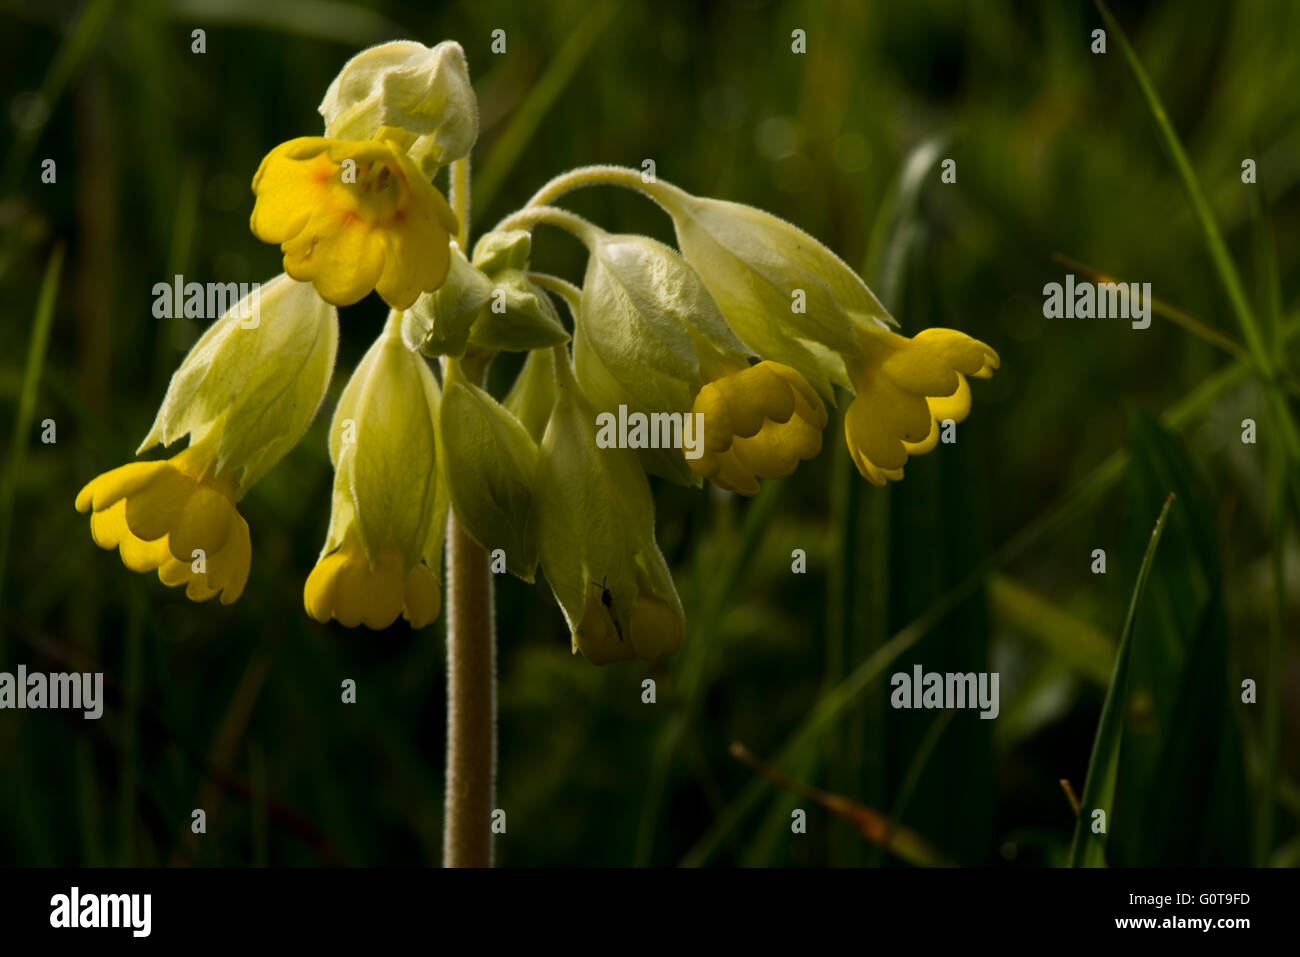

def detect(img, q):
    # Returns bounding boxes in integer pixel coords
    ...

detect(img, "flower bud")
[466,229,569,351]
[470,228,532,274]
[319,40,478,176]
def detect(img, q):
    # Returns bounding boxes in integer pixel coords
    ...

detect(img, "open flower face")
[250,136,458,310]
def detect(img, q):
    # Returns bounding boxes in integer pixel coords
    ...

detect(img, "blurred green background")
[1,0,1297,867]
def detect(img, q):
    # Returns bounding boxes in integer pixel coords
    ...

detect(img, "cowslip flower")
[534,347,684,663]
[250,136,458,310]
[76,274,338,603]
[844,327,999,485]
[632,178,998,488]
[688,360,828,495]
[249,39,477,312]
[303,315,446,629]
[559,226,830,490]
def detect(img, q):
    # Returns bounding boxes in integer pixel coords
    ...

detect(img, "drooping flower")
[250,136,458,310]
[630,179,998,485]
[567,230,757,484]
[304,314,446,628]
[76,274,338,603]
[76,439,250,604]
[843,327,999,485]
[534,346,684,663]
[689,360,828,495]
[640,181,895,400]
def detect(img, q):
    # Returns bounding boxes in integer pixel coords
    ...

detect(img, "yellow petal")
[879,341,960,397]
[402,563,441,628]
[688,360,826,495]
[627,595,684,659]
[76,461,168,514]
[304,550,348,623]
[927,374,972,425]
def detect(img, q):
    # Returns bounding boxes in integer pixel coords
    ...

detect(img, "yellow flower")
[844,327,999,485]
[304,315,447,630]
[75,440,251,604]
[75,275,337,605]
[250,136,458,310]
[535,347,685,664]
[304,526,440,628]
[689,360,828,496]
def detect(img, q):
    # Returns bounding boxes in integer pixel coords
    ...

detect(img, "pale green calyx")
[437,360,540,581]
[319,39,478,176]
[325,314,444,569]
[534,350,683,663]
[573,231,749,484]
[471,228,532,274]
[467,229,569,351]
[648,184,898,399]
[503,346,558,443]
[139,272,338,496]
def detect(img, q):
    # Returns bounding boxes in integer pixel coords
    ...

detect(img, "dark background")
[0,0,1296,866]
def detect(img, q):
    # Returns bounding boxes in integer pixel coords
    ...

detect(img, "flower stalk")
[442,156,498,868]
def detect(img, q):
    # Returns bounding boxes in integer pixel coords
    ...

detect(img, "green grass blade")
[1067,492,1176,868]
[1094,1,1264,367]
[0,243,65,656]
[474,0,621,215]
[682,591,969,867]
[1096,0,1300,462]
[730,743,955,868]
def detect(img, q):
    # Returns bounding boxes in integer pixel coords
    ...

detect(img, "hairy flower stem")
[521,164,676,209]
[494,203,604,247]
[443,157,497,868]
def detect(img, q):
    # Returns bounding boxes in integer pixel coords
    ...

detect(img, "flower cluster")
[77,40,998,665]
